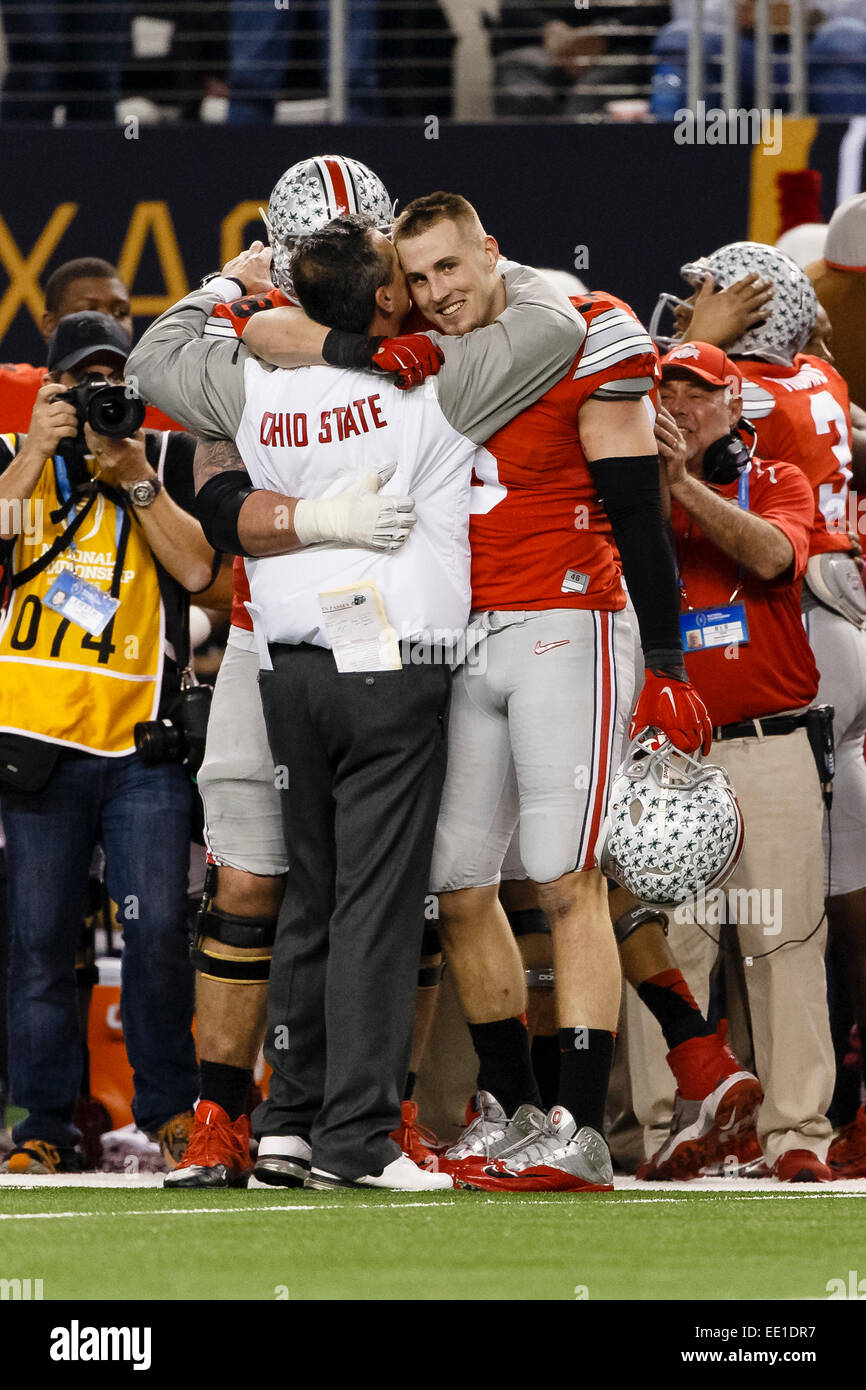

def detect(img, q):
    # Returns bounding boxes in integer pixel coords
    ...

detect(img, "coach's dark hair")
[290,215,393,335]
[44,258,121,313]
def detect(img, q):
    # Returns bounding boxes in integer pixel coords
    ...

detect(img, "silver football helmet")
[649,240,818,365]
[261,154,395,298]
[597,736,744,907]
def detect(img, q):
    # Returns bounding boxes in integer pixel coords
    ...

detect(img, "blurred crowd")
[1,2,866,124]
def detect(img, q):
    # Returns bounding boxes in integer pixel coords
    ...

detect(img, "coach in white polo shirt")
[127,213,583,1190]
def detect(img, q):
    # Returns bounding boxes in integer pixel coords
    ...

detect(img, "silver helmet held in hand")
[597,735,745,907]
[649,240,818,365]
[262,154,395,298]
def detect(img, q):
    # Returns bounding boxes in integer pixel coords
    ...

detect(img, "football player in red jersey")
[243,191,712,1191]
[642,240,866,1178]
[166,156,445,1188]
[390,195,711,1191]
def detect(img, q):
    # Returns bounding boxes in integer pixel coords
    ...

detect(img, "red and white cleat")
[390,1101,441,1170]
[455,1106,614,1193]
[164,1101,253,1188]
[828,1106,866,1178]
[638,1023,762,1181]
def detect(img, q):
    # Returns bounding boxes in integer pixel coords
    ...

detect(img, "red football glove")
[371,334,445,390]
[213,287,291,340]
[630,669,713,757]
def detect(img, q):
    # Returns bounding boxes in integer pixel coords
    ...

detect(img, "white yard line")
[0,1200,459,1220]
[0,1171,864,1191]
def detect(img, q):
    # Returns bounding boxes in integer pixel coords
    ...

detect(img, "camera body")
[62,379,146,444]
[134,684,212,778]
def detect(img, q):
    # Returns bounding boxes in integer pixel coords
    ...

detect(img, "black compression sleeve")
[588,454,684,671]
[322,329,383,371]
[194,470,255,556]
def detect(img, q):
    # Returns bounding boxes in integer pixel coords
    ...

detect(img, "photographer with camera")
[0,311,217,1175]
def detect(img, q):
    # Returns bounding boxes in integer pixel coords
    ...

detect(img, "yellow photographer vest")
[0,437,164,755]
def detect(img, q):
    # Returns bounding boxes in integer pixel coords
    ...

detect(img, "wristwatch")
[200,270,247,295]
[125,477,163,509]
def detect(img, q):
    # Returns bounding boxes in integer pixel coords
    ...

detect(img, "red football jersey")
[739,354,853,557]
[672,457,819,726]
[469,292,659,612]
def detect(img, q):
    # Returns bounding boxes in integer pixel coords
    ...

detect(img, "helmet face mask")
[264,154,394,298]
[650,241,819,366]
[598,735,745,907]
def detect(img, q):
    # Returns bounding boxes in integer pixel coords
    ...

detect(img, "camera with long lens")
[62,379,146,442]
[134,680,212,778]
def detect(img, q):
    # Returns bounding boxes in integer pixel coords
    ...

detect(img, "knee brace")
[525,967,555,989]
[612,905,669,946]
[191,865,277,984]
[507,908,551,939]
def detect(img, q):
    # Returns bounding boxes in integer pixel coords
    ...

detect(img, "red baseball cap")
[660,341,743,393]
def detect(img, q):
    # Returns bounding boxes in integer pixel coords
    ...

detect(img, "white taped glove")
[293,462,416,552]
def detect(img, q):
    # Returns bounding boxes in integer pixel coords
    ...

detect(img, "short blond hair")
[392,191,485,245]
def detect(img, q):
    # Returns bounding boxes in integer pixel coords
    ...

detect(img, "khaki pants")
[626,727,834,1167]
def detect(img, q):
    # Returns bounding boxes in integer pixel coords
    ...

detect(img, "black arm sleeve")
[588,454,684,672]
[194,469,255,557]
[322,329,382,371]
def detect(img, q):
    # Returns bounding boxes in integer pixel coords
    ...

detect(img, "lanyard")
[12,453,127,593]
[678,464,751,609]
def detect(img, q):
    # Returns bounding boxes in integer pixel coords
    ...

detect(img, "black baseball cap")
[47,311,131,374]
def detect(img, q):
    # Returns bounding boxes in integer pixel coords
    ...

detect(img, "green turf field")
[1,1185,863,1301]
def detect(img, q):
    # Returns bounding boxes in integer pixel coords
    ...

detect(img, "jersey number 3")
[811,389,852,533]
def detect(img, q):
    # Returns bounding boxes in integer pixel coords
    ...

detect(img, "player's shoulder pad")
[572,290,655,383]
[739,378,777,419]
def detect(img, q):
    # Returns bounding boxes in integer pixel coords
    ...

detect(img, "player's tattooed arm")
[194,438,247,494]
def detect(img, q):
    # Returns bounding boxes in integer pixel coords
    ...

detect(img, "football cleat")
[164,1102,253,1188]
[101,1122,166,1174]
[775,1149,832,1183]
[0,1140,85,1175]
[252,1134,312,1188]
[390,1101,441,1170]
[149,1109,195,1170]
[828,1106,866,1178]
[702,1123,771,1178]
[436,1092,545,1181]
[638,1024,763,1181]
[304,1153,454,1192]
[455,1106,614,1193]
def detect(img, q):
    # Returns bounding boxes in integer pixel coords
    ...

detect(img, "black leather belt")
[713,712,810,742]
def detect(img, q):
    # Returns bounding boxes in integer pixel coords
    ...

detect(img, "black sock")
[637,970,714,1051]
[199,1060,253,1122]
[403,1070,417,1102]
[557,1028,615,1134]
[467,1017,542,1116]
[531,1034,560,1112]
